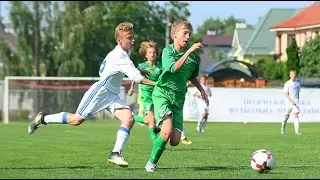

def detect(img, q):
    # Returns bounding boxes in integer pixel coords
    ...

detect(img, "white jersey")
[194,83,211,109]
[283,79,300,104]
[99,45,144,94]
[194,83,211,98]
[76,45,144,119]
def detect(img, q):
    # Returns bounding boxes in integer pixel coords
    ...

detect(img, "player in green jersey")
[128,41,162,143]
[129,41,194,145]
[144,21,209,172]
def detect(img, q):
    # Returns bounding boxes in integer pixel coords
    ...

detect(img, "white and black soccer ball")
[250,149,275,173]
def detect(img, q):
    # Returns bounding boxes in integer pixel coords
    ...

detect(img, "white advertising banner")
[183,87,320,123]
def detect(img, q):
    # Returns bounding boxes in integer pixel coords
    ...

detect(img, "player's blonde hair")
[139,41,158,59]
[170,21,193,40]
[114,22,134,41]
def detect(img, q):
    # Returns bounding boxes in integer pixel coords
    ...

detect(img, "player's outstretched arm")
[162,42,203,73]
[190,77,209,104]
[138,69,151,76]
[174,43,203,72]
[128,81,136,96]
[140,78,155,86]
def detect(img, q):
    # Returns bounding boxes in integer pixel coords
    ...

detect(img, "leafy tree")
[285,38,300,79]
[195,16,247,36]
[3,1,191,77]
[260,60,284,80]
[7,2,34,76]
[300,35,320,77]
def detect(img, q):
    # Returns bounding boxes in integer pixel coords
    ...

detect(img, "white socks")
[44,112,68,124]
[293,116,300,133]
[197,117,202,129]
[181,130,186,140]
[281,116,300,133]
[112,127,130,153]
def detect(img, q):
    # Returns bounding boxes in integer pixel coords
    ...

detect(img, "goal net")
[2,76,138,124]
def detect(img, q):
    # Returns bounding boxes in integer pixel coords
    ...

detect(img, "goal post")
[2,76,135,124]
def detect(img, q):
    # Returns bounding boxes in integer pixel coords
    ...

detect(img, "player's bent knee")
[124,116,135,128]
[160,128,172,140]
[115,108,135,128]
[68,114,84,126]
[159,116,173,140]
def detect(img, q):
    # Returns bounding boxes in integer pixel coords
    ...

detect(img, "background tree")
[259,59,284,80]
[300,35,320,78]
[285,38,300,79]
[1,1,191,78]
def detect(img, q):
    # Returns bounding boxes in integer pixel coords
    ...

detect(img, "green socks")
[149,135,167,164]
[134,115,145,124]
[148,127,158,143]
[134,115,159,144]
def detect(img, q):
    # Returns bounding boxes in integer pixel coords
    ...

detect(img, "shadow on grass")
[165,147,251,151]
[1,164,318,172]
[0,165,245,171]
[125,165,249,171]
[0,165,96,170]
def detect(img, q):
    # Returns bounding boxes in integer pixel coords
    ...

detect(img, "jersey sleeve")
[161,47,176,73]
[118,52,144,83]
[283,82,289,93]
[138,62,144,70]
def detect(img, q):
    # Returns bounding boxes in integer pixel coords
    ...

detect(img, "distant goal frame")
[2,76,129,124]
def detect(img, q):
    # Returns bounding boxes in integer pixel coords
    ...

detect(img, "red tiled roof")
[270,1,320,29]
[202,35,233,46]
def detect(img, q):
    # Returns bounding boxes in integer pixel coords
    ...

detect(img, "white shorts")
[285,104,300,115]
[197,99,209,115]
[76,82,130,119]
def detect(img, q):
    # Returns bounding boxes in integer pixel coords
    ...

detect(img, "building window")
[287,34,295,45]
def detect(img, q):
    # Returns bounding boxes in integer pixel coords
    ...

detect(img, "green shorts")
[152,86,185,132]
[140,91,154,114]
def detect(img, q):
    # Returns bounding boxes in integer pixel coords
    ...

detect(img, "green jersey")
[156,44,199,96]
[138,61,162,93]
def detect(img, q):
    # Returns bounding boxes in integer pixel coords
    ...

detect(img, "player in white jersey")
[281,70,302,135]
[193,74,212,132]
[27,22,156,167]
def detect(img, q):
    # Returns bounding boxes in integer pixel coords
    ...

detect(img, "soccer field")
[0,120,319,179]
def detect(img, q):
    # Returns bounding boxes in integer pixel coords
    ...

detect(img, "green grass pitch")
[0,120,319,179]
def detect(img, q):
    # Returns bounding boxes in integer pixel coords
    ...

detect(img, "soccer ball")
[250,149,275,173]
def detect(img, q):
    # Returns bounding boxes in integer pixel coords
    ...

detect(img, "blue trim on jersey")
[62,112,68,124]
[78,71,120,116]
[119,126,130,134]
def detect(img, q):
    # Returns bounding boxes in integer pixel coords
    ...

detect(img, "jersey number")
[99,60,106,73]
